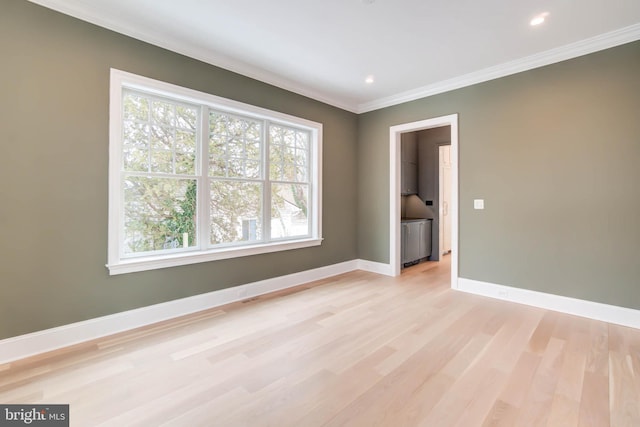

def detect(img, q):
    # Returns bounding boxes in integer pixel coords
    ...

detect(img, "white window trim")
[107,69,323,275]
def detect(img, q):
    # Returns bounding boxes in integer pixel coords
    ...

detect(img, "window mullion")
[198,106,210,250]
[263,121,271,242]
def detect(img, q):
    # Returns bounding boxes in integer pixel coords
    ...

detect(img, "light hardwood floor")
[1,257,640,426]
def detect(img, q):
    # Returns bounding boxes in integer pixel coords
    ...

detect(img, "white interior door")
[439,145,452,255]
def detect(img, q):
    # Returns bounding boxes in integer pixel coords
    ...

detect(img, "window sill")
[106,238,323,275]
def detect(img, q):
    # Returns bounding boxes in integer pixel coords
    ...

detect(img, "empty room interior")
[2,0,640,425]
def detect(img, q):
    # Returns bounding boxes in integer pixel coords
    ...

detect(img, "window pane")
[228,118,245,137]
[284,129,295,146]
[122,92,198,175]
[152,100,175,127]
[123,122,149,149]
[271,183,309,239]
[296,149,308,166]
[150,150,173,173]
[210,113,229,135]
[209,135,225,177]
[123,177,197,254]
[123,147,148,172]
[209,112,263,178]
[269,138,290,181]
[175,130,195,153]
[123,109,150,172]
[176,105,197,130]
[176,152,196,175]
[269,143,283,180]
[123,94,149,122]
[296,132,309,150]
[246,141,260,160]
[269,125,310,183]
[210,181,263,245]
[282,145,297,182]
[296,164,308,182]
[245,161,261,179]
[246,122,261,140]
[227,139,243,157]
[150,125,173,150]
[226,158,245,178]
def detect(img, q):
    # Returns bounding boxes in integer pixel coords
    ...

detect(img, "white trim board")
[458,277,640,330]
[389,115,459,287]
[1,259,395,365]
[27,0,357,113]
[24,2,640,113]
[4,263,638,364]
[354,23,640,113]
[357,259,394,276]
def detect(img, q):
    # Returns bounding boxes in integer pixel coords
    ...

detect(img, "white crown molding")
[356,23,640,113]
[25,3,640,114]
[26,0,359,113]
[458,277,640,330]
[0,259,362,364]
[29,0,640,114]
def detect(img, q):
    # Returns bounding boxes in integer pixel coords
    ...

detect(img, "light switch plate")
[474,199,484,209]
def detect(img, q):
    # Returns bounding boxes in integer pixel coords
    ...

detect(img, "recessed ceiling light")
[365,75,375,84]
[530,12,549,26]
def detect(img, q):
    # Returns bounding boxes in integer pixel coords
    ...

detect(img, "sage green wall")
[358,40,640,309]
[0,1,358,339]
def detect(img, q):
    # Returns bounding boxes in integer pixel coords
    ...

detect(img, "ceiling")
[29,0,640,113]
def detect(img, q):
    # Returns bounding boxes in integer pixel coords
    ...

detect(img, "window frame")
[108,69,323,275]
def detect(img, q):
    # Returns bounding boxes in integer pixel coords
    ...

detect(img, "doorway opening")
[389,114,459,289]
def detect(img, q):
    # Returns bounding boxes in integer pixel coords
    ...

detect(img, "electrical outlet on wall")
[474,199,484,209]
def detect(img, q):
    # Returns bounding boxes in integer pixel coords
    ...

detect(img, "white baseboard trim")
[0,259,361,365]
[457,277,640,329]
[356,259,394,276]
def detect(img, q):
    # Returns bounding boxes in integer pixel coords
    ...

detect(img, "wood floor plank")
[545,349,586,427]
[608,324,640,427]
[497,351,542,408]
[546,394,580,427]
[1,257,639,426]
[578,371,610,427]
[527,310,559,354]
[482,399,519,427]
[453,368,509,427]
[515,336,565,426]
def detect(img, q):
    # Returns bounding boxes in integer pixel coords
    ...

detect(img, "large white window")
[108,69,322,275]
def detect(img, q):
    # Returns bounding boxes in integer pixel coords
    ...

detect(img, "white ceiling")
[29,0,640,113]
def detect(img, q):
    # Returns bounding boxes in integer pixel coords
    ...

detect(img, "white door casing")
[389,114,459,289]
